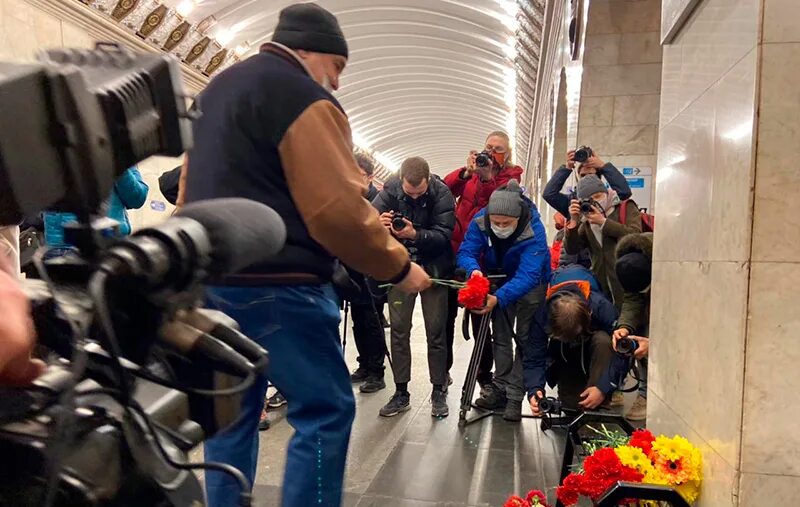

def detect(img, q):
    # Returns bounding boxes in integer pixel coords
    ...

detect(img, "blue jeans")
[203,284,355,507]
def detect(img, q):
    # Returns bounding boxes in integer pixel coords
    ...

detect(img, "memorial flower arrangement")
[555,429,703,506]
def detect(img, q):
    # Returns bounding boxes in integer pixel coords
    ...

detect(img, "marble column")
[650,0,800,505]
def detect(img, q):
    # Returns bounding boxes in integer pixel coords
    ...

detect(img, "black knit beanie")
[615,252,652,293]
[272,3,348,59]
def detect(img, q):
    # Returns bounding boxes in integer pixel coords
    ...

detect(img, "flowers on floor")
[502,490,551,507]
[555,429,703,506]
[456,271,490,309]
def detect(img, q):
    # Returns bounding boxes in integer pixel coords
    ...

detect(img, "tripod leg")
[459,313,491,426]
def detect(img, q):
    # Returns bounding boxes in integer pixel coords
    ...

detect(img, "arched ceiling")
[147,0,545,176]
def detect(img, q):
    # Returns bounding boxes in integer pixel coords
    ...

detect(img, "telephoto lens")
[616,337,639,356]
[475,151,492,167]
[574,146,593,163]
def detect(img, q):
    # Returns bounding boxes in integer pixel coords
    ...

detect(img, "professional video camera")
[0,44,286,507]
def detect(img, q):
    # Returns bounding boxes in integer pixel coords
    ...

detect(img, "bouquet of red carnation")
[457,272,490,309]
[502,489,551,507]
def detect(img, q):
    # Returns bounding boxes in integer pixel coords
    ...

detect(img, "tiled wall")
[578,0,662,210]
[651,0,800,504]
[0,0,180,230]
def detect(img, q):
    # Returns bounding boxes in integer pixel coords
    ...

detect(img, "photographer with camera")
[184,5,431,507]
[456,180,550,421]
[373,157,455,418]
[603,232,653,421]
[522,264,624,415]
[565,175,642,309]
[443,131,523,390]
[542,148,632,220]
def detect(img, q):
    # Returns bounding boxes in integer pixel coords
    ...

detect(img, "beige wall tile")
[578,96,614,127]
[62,19,95,48]
[578,124,657,156]
[654,48,756,263]
[619,31,663,64]
[738,473,800,506]
[763,0,800,44]
[32,8,62,50]
[741,262,800,476]
[587,0,662,35]
[4,11,38,61]
[659,0,760,126]
[752,43,800,263]
[584,33,621,66]
[648,260,747,466]
[613,94,661,125]
[648,392,739,507]
[3,0,36,25]
[582,63,662,97]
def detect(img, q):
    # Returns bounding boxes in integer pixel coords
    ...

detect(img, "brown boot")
[625,395,647,421]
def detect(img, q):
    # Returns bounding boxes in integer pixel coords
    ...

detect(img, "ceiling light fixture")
[234,42,251,57]
[215,26,238,46]
[175,0,196,17]
[374,153,399,173]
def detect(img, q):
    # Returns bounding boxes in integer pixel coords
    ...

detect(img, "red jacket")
[444,164,524,252]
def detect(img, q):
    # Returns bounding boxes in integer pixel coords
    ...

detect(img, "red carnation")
[556,473,583,506]
[457,272,490,309]
[525,490,549,506]
[580,448,644,500]
[503,495,530,507]
[629,429,656,457]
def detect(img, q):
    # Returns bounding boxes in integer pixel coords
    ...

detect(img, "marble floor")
[247,305,575,507]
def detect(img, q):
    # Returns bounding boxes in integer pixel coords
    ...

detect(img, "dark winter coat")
[615,232,653,334]
[372,175,456,278]
[542,163,632,219]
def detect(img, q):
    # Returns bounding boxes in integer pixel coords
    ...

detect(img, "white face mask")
[491,224,515,239]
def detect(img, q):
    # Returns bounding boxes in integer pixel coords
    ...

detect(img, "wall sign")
[622,167,653,212]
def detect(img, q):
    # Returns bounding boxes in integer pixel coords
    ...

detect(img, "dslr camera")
[574,146,593,164]
[616,337,639,356]
[391,211,408,231]
[579,198,598,214]
[475,150,493,168]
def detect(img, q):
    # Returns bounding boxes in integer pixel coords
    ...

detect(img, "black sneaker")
[431,390,449,418]
[475,385,507,411]
[350,366,370,383]
[379,392,411,417]
[267,392,287,409]
[360,376,386,394]
[502,399,522,422]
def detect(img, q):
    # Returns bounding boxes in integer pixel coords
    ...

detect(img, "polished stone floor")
[249,305,574,507]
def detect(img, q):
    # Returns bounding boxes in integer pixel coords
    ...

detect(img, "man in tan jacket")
[182,4,429,507]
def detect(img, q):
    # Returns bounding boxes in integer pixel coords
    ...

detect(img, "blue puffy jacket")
[44,167,149,246]
[456,197,550,308]
[522,264,621,398]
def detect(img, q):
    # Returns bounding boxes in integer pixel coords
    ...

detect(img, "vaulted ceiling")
[96,0,545,177]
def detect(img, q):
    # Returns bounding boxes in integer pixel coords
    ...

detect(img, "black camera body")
[533,392,562,415]
[574,146,593,163]
[579,198,597,214]
[391,211,408,231]
[616,337,639,356]
[475,150,493,168]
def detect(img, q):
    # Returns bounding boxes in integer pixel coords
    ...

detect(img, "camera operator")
[522,264,623,415]
[456,180,550,421]
[543,149,632,219]
[373,157,455,418]
[0,255,44,387]
[183,4,430,507]
[607,232,653,421]
[443,131,523,391]
[347,153,388,394]
[565,175,642,309]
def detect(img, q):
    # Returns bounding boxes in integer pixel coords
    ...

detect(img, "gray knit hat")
[487,180,523,217]
[576,175,607,199]
[272,3,348,58]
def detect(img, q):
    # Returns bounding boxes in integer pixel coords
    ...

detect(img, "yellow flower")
[651,435,703,484]
[615,446,656,476]
[676,480,701,503]
[652,435,694,462]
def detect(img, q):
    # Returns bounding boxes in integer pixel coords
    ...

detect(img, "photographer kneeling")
[522,265,628,415]
[456,180,550,421]
[606,232,653,421]
[373,157,455,418]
